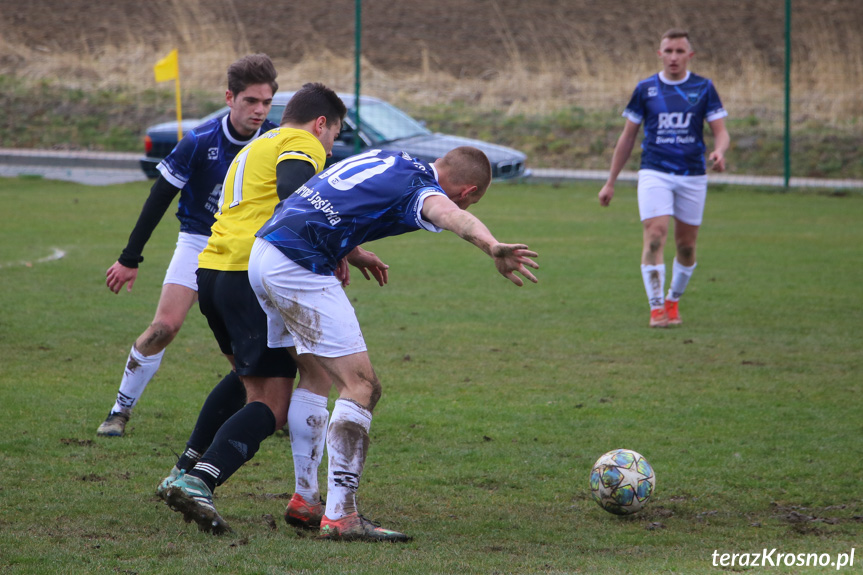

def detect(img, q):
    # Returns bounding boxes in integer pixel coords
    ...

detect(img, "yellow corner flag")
[153,49,178,82]
[153,49,183,140]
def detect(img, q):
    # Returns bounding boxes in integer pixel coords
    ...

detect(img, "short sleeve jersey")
[623,71,727,175]
[197,127,326,271]
[157,113,278,236]
[257,149,446,275]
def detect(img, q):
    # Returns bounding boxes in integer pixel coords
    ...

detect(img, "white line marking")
[0,248,66,269]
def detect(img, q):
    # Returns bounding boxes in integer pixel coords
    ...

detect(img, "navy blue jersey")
[623,71,727,175]
[157,114,279,235]
[257,149,446,275]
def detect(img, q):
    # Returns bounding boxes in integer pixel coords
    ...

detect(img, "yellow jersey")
[198,128,326,271]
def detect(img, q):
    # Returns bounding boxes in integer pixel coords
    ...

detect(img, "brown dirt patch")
[3,0,861,86]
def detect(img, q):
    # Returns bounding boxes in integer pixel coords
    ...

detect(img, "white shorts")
[248,238,368,358]
[637,169,708,226]
[162,232,208,290]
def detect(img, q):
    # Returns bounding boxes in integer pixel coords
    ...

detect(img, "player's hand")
[106,261,138,294]
[709,150,726,172]
[598,183,615,207]
[490,243,539,287]
[346,246,389,287]
[335,257,351,287]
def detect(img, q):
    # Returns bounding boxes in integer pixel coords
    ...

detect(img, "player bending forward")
[248,146,539,541]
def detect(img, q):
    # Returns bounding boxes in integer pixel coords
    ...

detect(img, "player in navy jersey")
[248,147,539,541]
[599,29,730,327]
[96,54,279,436]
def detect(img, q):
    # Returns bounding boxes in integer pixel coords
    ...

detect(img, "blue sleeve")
[704,81,727,121]
[407,188,446,232]
[622,84,645,124]
[157,130,201,188]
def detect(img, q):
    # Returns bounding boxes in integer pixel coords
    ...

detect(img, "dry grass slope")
[2,0,862,121]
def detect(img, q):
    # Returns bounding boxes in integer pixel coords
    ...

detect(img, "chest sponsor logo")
[658,112,693,130]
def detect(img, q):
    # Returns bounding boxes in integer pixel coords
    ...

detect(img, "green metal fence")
[346,0,862,189]
[1,0,860,189]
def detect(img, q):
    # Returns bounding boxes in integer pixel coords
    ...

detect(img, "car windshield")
[356,101,431,143]
[267,99,431,144]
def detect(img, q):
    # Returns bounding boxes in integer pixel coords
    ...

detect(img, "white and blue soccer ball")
[589,448,656,515]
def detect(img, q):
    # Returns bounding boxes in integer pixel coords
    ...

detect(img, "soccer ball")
[589,449,656,515]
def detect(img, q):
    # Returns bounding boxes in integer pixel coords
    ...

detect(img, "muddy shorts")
[248,238,368,358]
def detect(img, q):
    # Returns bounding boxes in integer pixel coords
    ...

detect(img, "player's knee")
[677,245,695,261]
[368,378,383,411]
[356,373,382,412]
[270,397,290,429]
[648,237,664,254]
[143,320,181,348]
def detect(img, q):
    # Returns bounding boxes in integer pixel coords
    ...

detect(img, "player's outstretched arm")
[422,195,538,286]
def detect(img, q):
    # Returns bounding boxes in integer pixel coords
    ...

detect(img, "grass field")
[0,176,861,574]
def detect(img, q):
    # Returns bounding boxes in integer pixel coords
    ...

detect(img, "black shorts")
[196,268,297,379]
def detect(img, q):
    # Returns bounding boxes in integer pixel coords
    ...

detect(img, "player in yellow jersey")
[197,125,328,271]
[157,83,384,534]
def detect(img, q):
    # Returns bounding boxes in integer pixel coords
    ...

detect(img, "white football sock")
[111,345,165,414]
[325,399,372,520]
[640,263,666,309]
[288,388,329,501]
[667,258,697,301]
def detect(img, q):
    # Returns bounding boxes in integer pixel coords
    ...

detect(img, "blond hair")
[439,146,492,194]
[661,28,692,49]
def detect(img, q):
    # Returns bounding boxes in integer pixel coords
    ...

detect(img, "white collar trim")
[658,71,691,85]
[221,114,260,146]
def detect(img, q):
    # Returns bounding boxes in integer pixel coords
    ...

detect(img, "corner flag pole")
[153,49,183,141]
[174,72,183,142]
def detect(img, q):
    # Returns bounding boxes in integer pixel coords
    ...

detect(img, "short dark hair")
[440,146,492,194]
[227,54,278,96]
[661,28,692,48]
[280,82,347,128]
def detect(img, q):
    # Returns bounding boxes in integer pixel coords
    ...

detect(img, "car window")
[335,122,355,144]
[265,100,429,145]
[358,101,430,143]
[268,106,285,124]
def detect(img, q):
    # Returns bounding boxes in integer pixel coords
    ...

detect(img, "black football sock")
[188,401,276,492]
[178,371,246,471]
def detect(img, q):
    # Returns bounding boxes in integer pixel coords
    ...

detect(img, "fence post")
[354,0,362,154]
[783,0,792,188]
